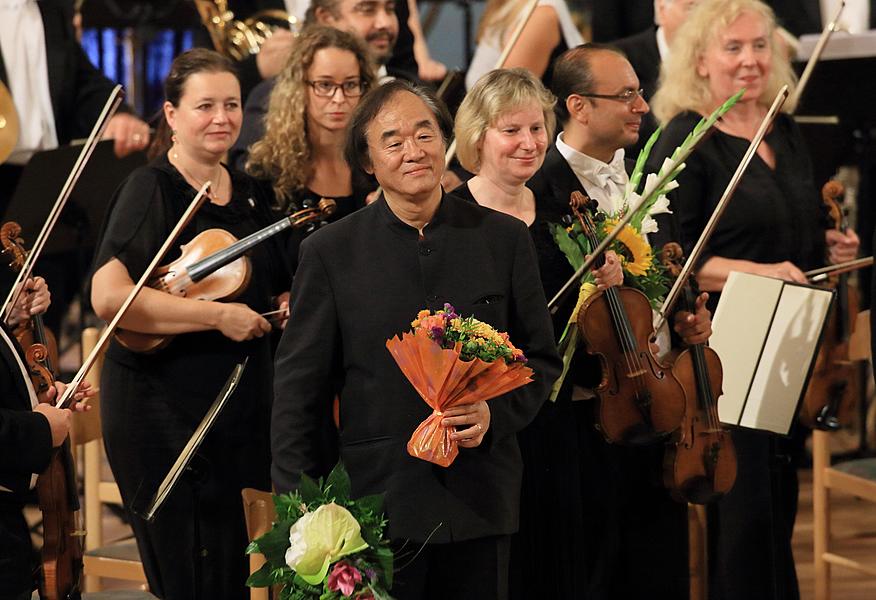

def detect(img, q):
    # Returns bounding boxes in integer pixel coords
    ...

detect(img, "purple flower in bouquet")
[327,561,363,597]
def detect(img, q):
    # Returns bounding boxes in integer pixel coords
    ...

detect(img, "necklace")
[170,154,226,203]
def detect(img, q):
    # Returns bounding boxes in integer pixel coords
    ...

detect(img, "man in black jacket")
[271,81,561,600]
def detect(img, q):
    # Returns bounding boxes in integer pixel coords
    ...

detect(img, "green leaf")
[548,222,584,271]
[252,518,296,566]
[629,126,662,194]
[246,562,276,587]
[550,326,579,402]
[297,473,324,505]
[374,545,394,589]
[325,463,351,503]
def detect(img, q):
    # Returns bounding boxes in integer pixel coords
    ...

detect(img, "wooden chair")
[812,426,876,599]
[72,327,148,592]
[242,488,277,600]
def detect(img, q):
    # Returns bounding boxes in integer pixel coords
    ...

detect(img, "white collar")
[556,133,628,214]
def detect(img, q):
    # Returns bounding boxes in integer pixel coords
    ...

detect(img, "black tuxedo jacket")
[591,0,655,42]
[0,0,123,146]
[768,0,876,36]
[0,328,52,497]
[271,193,561,543]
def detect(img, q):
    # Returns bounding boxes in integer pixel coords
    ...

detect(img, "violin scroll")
[0,221,26,271]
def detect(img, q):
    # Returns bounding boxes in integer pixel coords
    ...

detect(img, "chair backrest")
[242,488,277,600]
[71,326,105,446]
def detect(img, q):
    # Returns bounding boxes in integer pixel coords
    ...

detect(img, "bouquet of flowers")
[547,90,743,400]
[246,463,393,600]
[386,303,533,467]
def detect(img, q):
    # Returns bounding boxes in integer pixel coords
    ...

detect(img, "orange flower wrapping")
[386,331,534,467]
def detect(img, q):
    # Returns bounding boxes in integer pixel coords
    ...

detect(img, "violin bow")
[807,256,874,282]
[0,85,124,324]
[653,85,790,330]
[55,183,211,409]
[790,0,845,109]
[443,0,540,167]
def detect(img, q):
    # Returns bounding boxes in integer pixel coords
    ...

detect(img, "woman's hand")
[6,277,51,329]
[276,292,290,331]
[442,401,491,448]
[826,228,860,265]
[755,260,807,283]
[591,251,624,290]
[216,302,271,341]
[673,292,712,346]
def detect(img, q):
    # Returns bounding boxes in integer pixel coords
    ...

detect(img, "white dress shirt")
[0,0,58,164]
[556,132,629,214]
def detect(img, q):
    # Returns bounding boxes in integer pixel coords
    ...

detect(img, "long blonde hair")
[476,0,531,42]
[245,26,376,208]
[650,0,797,124]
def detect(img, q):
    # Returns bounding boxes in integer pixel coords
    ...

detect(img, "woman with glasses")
[246,26,377,249]
[650,1,859,598]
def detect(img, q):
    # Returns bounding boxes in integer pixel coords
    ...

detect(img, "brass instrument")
[0,81,20,164]
[193,0,299,61]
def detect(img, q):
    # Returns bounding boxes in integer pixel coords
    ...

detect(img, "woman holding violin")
[245,26,377,247]
[90,49,291,599]
[650,1,859,598]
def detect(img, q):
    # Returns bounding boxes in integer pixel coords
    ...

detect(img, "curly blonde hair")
[651,0,797,125]
[245,26,376,207]
[454,68,556,173]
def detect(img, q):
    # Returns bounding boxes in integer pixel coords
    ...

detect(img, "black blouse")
[91,154,290,431]
[650,112,827,285]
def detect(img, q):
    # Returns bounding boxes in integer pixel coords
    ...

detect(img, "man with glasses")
[527,42,694,599]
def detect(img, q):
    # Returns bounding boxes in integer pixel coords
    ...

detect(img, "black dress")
[651,111,827,600]
[91,154,290,600]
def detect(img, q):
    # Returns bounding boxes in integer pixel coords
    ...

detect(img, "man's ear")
[566,94,590,125]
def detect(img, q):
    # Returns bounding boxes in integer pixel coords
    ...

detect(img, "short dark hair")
[344,80,452,174]
[551,43,627,124]
[305,0,342,25]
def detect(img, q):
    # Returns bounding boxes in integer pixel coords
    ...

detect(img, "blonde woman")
[454,68,622,599]
[650,2,859,598]
[246,26,377,226]
[465,0,584,90]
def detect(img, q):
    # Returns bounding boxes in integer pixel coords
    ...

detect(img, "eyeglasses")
[306,79,366,98]
[579,88,645,104]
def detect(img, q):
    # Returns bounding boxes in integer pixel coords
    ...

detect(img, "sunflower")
[603,218,653,276]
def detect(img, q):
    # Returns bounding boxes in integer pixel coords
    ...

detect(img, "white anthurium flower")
[284,502,369,586]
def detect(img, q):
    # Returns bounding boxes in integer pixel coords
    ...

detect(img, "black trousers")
[0,504,37,597]
[391,535,511,600]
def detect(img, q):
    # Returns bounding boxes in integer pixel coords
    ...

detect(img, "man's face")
[320,0,399,64]
[656,0,698,43]
[580,52,649,153]
[364,91,445,202]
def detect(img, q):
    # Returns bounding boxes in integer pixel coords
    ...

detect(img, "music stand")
[3,140,145,258]
[136,358,248,523]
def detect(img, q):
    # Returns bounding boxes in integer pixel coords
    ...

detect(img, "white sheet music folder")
[710,272,834,435]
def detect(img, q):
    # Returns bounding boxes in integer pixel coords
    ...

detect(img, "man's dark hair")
[344,79,452,174]
[304,0,342,26]
[551,42,627,124]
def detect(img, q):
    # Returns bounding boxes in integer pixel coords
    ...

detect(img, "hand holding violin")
[673,292,712,346]
[591,250,624,290]
[34,381,93,447]
[6,276,50,329]
[826,227,860,265]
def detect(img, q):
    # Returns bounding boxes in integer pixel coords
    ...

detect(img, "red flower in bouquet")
[327,561,363,597]
[386,304,534,467]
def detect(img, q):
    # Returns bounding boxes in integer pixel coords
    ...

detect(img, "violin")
[799,180,859,430]
[1,222,60,375]
[116,198,335,352]
[660,243,736,504]
[570,191,685,445]
[1,223,84,599]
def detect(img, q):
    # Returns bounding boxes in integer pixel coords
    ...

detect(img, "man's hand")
[442,401,490,448]
[826,227,860,265]
[102,113,150,158]
[673,292,712,347]
[256,29,296,79]
[34,381,92,447]
[590,251,624,290]
[6,277,50,329]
